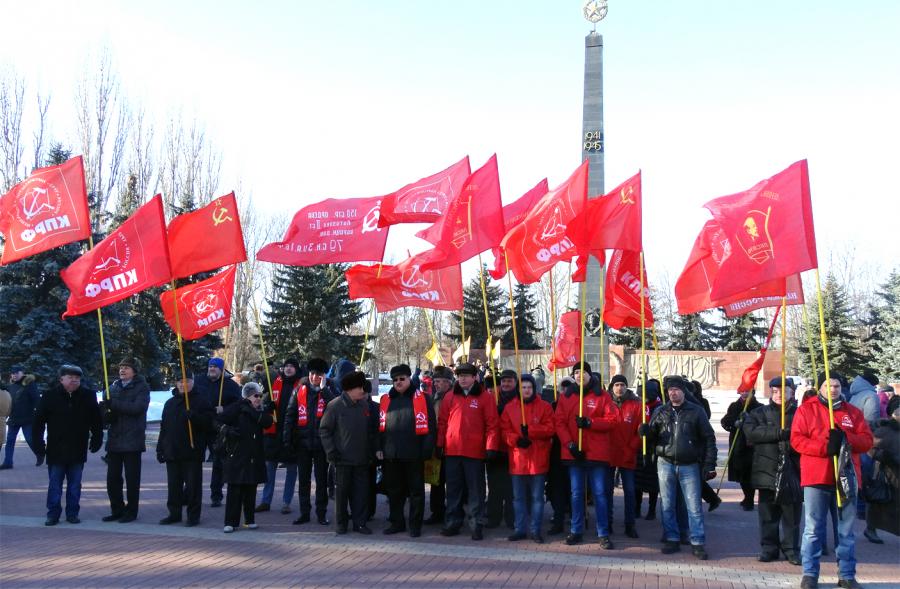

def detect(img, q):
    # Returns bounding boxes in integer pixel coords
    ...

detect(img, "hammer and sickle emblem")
[212,206,233,226]
[619,186,635,205]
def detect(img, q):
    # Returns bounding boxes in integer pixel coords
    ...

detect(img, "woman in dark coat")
[721,390,762,510]
[219,383,273,532]
[865,410,900,540]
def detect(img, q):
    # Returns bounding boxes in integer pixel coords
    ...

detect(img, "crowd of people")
[1,358,898,589]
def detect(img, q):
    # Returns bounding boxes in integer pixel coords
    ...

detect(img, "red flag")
[675,220,802,315]
[417,155,505,271]
[160,265,236,340]
[723,274,804,317]
[377,156,471,227]
[487,178,549,280]
[61,195,171,318]
[547,310,582,371]
[346,251,462,312]
[499,161,588,284]
[603,249,654,329]
[167,192,247,279]
[737,307,781,393]
[567,171,642,282]
[256,196,388,266]
[0,156,91,265]
[704,160,817,301]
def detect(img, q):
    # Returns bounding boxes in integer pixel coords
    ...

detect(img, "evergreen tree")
[263,263,364,361]
[796,274,872,377]
[607,327,644,349]
[668,312,718,350]
[510,283,542,349]
[865,269,900,380]
[715,309,767,351]
[446,267,510,352]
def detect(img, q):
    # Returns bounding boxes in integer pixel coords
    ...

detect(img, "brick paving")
[1,392,898,588]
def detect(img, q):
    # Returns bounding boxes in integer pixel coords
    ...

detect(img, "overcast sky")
[2,0,898,288]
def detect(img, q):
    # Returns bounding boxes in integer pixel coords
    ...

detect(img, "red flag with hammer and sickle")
[167,192,247,279]
[160,265,236,340]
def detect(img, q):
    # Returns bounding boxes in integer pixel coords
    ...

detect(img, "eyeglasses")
[392,376,408,382]
[251,393,263,398]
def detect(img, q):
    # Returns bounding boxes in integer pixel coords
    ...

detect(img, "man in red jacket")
[791,372,873,589]
[605,374,642,538]
[436,362,500,540]
[500,373,554,543]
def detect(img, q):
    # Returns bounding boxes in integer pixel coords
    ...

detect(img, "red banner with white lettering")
[703,160,817,301]
[377,156,471,227]
[499,161,588,284]
[256,196,388,266]
[603,249,654,330]
[167,193,247,279]
[488,178,549,280]
[160,265,236,340]
[61,195,172,318]
[346,252,463,312]
[0,156,91,265]
[547,310,582,372]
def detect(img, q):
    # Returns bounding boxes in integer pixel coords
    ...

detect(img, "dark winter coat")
[263,374,301,461]
[319,392,376,466]
[868,418,900,536]
[194,372,242,409]
[283,377,337,455]
[32,384,102,465]
[645,401,717,473]
[721,395,762,483]
[634,398,662,493]
[104,375,151,453]
[156,389,215,462]
[219,399,273,485]
[378,387,436,462]
[742,400,799,491]
[7,375,40,426]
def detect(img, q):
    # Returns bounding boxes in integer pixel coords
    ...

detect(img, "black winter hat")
[769,376,794,389]
[118,357,141,372]
[58,364,83,377]
[609,374,628,387]
[817,371,844,387]
[432,366,455,381]
[390,364,412,379]
[172,368,194,381]
[341,371,368,392]
[499,369,518,381]
[571,361,592,376]
[307,358,329,374]
[664,376,688,393]
[454,362,478,376]
[283,358,301,371]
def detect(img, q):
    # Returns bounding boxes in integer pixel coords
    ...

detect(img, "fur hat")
[571,361,592,376]
[664,376,689,393]
[307,358,329,374]
[432,366,454,381]
[390,364,412,379]
[283,358,301,371]
[242,382,262,398]
[118,357,142,372]
[454,362,478,376]
[609,374,628,387]
[9,364,24,373]
[341,370,368,392]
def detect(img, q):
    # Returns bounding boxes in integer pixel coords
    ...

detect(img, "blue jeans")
[3,424,35,466]
[511,474,546,535]
[568,463,610,536]
[47,462,84,520]
[801,486,857,580]
[658,459,705,545]
[604,467,636,527]
[261,461,298,506]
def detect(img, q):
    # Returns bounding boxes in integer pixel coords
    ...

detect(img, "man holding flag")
[194,358,241,509]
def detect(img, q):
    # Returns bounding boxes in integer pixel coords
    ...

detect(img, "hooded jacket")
[500,394,554,475]
[554,374,618,464]
[437,381,500,460]
[849,376,880,427]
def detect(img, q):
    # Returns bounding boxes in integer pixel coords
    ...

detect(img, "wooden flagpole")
[639,252,647,457]
[814,269,842,506]
[358,263,383,368]
[577,280,587,451]
[85,235,111,401]
[780,298,788,428]
[169,279,194,448]
[549,267,559,402]
[477,253,498,387]
[503,253,526,426]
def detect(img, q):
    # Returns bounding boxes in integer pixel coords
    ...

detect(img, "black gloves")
[263,400,276,413]
[637,423,650,437]
[516,437,532,449]
[734,417,744,430]
[778,428,791,441]
[434,447,444,459]
[520,424,529,438]
[827,428,846,456]
[156,452,166,464]
[485,450,501,462]
[575,416,592,429]
[567,442,585,461]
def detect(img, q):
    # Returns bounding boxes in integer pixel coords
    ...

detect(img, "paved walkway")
[1,390,898,588]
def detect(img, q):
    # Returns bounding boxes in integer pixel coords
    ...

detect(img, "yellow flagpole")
[218,321,232,407]
[86,235,112,401]
[169,279,194,448]
[549,267,559,402]
[477,253,498,389]
[780,298,788,429]
[577,280,587,450]
[358,263,383,368]
[639,252,647,457]
[503,253,526,426]
[802,302,819,390]
[252,300,275,424]
[598,270,606,391]
[814,269,842,506]
[650,323,666,404]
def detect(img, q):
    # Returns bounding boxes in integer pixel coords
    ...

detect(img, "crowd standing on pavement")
[2,356,897,589]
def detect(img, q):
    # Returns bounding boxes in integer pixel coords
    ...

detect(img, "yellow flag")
[424,342,443,366]
[490,338,502,361]
[452,336,471,363]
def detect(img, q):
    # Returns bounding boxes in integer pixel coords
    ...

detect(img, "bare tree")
[159,116,221,214]
[31,91,50,170]
[0,72,25,191]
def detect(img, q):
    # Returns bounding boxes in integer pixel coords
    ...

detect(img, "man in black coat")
[378,364,437,537]
[32,365,103,526]
[193,357,242,508]
[1,364,42,468]
[320,371,376,535]
[100,357,151,523]
[283,357,336,525]
[743,377,802,565]
[157,369,215,526]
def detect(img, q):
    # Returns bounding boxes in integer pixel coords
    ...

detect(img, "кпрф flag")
[487,178,548,280]
[377,156,471,227]
[160,265,236,340]
[603,249,654,330]
[167,192,247,278]
[346,251,463,312]
[0,156,91,265]
[61,195,171,318]
[547,310,582,372]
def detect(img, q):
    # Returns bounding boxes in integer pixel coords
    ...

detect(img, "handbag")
[774,442,803,505]
[863,462,893,504]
